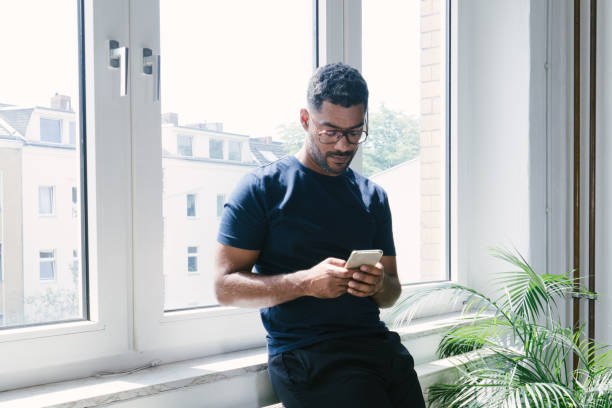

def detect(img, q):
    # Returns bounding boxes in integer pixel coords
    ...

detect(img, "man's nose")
[334,134,356,151]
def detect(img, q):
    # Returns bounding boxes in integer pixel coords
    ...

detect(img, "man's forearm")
[371,273,401,308]
[215,270,307,309]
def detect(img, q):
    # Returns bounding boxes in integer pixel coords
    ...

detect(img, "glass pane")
[177,134,193,157]
[228,141,242,161]
[40,260,55,281]
[161,0,313,310]
[0,0,85,326]
[363,0,448,284]
[40,118,63,143]
[186,194,196,217]
[38,186,54,215]
[209,139,223,160]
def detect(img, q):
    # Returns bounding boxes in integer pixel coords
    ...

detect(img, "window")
[40,118,62,143]
[186,193,196,217]
[38,186,54,215]
[209,139,223,159]
[39,250,56,281]
[187,246,198,273]
[216,194,226,218]
[363,0,450,284]
[177,134,193,156]
[69,121,76,145]
[228,140,242,161]
[72,186,78,205]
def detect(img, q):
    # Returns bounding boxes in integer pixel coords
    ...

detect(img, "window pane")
[161,0,313,310]
[40,118,62,144]
[39,251,55,280]
[38,186,54,215]
[0,0,85,327]
[216,194,225,218]
[209,139,223,160]
[228,141,242,161]
[69,121,76,146]
[186,194,196,217]
[363,0,448,283]
[177,134,193,157]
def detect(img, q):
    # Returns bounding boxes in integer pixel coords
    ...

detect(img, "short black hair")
[307,63,368,111]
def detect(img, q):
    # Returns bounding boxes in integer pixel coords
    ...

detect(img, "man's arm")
[346,255,401,308]
[214,243,354,309]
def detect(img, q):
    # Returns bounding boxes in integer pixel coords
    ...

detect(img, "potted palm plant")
[386,248,612,407]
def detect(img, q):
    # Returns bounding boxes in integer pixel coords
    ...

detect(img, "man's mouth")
[329,154,350,165]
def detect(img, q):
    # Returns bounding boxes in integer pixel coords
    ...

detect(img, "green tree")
[275,121,304,155]
[362,103,420,177]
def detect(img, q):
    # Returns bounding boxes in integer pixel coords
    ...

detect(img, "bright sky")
[0,1,421,138]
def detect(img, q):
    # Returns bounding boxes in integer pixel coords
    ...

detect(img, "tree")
[274,103,420,177]
[362,103,420,177]
[275,121,304,155]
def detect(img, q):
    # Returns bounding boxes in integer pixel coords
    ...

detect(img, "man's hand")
[299,257,353,299]
[347,262,384,297]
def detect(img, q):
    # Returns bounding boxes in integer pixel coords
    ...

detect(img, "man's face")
[300,101,365,176]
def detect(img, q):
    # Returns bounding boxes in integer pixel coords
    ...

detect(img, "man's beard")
[308,132,356,175]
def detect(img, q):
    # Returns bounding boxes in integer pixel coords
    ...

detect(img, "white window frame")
[38,250,56,281]
[0,0,132,392]
[0,0,458,391]
[0,242,3,282]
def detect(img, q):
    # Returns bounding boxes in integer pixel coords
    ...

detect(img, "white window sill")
[0,312,483,408]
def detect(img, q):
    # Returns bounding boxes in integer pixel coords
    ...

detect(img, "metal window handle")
[109,40,129,97]
[143,48,161,102]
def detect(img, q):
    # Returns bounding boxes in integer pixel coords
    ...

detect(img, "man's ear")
[299,108,309,132]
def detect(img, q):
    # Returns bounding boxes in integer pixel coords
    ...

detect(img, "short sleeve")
[374,191,396,256]
[217,172,267,250]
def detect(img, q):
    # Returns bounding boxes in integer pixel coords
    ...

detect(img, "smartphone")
[345,249,383,269]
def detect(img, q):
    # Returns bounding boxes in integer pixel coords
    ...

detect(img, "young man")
[214,63,425,407]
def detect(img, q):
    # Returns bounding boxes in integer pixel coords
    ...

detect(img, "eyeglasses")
[310,115,368,145]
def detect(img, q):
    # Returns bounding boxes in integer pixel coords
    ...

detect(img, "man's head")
[299,63,369,176]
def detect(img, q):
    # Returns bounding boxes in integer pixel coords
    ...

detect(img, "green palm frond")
[391,247,611,408]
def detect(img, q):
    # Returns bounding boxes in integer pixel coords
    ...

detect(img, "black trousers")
[267,332,426,408]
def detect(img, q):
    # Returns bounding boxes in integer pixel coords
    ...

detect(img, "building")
[0,100,289,323]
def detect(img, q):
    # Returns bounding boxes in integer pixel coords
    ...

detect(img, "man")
[214,63,425,407]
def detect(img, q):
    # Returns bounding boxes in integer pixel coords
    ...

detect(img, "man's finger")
[326,257,347,267]
[347,286,373,297]
[351,272,378,285]
[359,264,383,275]
[348,280,375,293]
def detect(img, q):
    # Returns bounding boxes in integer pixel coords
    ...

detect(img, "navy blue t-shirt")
[217,155,396,355]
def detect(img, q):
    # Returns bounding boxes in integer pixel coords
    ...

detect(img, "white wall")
[457,0,540,296]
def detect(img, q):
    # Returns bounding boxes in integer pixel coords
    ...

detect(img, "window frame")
[39,249,56,281]
[228,140,242,162]
[0,0,457,391]
[0,0,133,392]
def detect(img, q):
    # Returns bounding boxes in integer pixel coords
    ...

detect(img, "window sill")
[0,312,481,408]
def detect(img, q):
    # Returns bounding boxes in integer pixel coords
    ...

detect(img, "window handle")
[109,40,129,97]
[143,48,161,102]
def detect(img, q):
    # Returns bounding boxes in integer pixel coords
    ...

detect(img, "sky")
[0,0,423,138]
